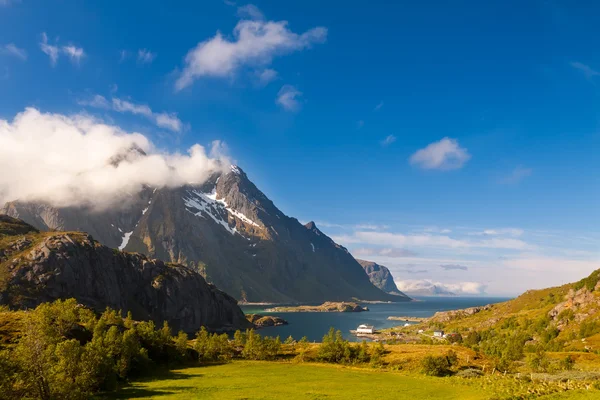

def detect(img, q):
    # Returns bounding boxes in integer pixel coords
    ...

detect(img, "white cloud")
[570,61,599,79]
[500,166,532,184]
[471,228,524,237]
[79,95,184,132]
[333,231,531,250]
[0,0,19,6]
[395,279,487,295]
[175,9,327,90]
[1,43,27,60]
[119,50,129,62]
[423,226,452,234]
[62,45,85,64]
[381,134,396,146]
[39,33,60,66]
[237,4,264,20]
[0,108,229,209]
[77,95,111,109]
[39,33,85,66]
[374,101,384,111]
[255,68,278,86]
[440,264,468,271]
[137,49,156,64]
[409,137,470,170]
[276,84,302,111]
[352,247,417,258]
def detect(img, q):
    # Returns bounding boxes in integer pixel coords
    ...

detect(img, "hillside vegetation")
[404,269,600,372]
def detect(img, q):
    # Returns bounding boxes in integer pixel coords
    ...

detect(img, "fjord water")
[242,297,511,342]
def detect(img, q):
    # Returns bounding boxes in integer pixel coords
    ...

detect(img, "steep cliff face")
[0,215,251,333]
[356,259,409,298]
[3,166,402,303]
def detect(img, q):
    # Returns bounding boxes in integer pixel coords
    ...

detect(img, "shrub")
[559,355,575,371]
[421,351,457,377]
[456,368,483,378]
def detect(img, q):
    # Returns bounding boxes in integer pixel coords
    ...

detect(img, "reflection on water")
[241,297,510,342]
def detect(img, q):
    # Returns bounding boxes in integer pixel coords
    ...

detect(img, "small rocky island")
[245,314,288,328]
[266,301,368,313]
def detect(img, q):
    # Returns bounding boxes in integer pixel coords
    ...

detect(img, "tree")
[295,336,310,362]
[421,355,451,377]
[174,331,189,360]
[195,327,210,361]
[317,328,350,363]
[370,342,385,367]
[356,340,370,363]
[527,348,550,372]
[560,355,575,371]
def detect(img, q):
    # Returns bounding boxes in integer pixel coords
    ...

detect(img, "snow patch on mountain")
[184,187,260,230]
[118,231,133,250]
[183,190,238,235]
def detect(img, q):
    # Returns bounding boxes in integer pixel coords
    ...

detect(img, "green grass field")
[102,361,597,400]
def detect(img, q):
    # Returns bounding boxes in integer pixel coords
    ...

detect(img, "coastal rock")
[267,301,368,313]
[430,305,493,323]
[0,215,251,333]
[246,314,288,328]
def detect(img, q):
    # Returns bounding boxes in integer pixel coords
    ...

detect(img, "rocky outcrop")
[356,259,409,298]
[0,216,251,333]
[246,314,288,328]
[548,281,600,328]
[429,305,494,323]
[266,301,368,313]
[2,165,404,304]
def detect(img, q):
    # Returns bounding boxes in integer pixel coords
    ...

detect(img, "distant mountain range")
[356,259,409,298]
[2,165,404,303]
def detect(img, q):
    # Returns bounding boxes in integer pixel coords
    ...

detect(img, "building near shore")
[356,324,375,334]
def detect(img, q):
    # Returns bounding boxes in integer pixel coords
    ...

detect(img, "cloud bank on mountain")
[0,108,229,209]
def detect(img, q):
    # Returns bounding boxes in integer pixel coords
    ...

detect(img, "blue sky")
[0,0,598,295]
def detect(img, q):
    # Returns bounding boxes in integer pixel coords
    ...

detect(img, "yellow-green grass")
[103,361,487,400]
[100,361,598,400]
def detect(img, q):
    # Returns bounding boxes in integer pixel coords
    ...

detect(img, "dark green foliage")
[370,341,385,367]
[527,347,550,372]
[463,331,481,347]
[317,328,349,363]
[421,351,458,377]
[579,319,600,338]
[0,299,208,399]
[574,270,600,292]
[241,329,281,360]
[560,355,575,371]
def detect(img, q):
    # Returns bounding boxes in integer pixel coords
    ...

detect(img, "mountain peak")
[228,164,244,176]
[304,221,318,230]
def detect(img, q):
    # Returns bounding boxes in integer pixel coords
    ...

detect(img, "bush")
[456,368,483,378]
[559,355,575,371]
[527,348,550,372]
[421,351,457,377]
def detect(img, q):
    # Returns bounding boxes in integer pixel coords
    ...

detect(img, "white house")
[433,330,444,337]
[356,324,375,334]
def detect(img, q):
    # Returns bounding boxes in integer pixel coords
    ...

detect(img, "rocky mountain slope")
[2,165,401,303]
[423,269,600,351]
[356,259,409,298]
[0,215,251,333]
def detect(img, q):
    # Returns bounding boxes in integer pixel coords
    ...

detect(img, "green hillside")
[411,269,600,369]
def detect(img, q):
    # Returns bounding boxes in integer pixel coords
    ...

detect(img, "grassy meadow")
[101,360,598,400]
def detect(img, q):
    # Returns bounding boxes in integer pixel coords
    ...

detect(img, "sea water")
[241,296,511,342]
